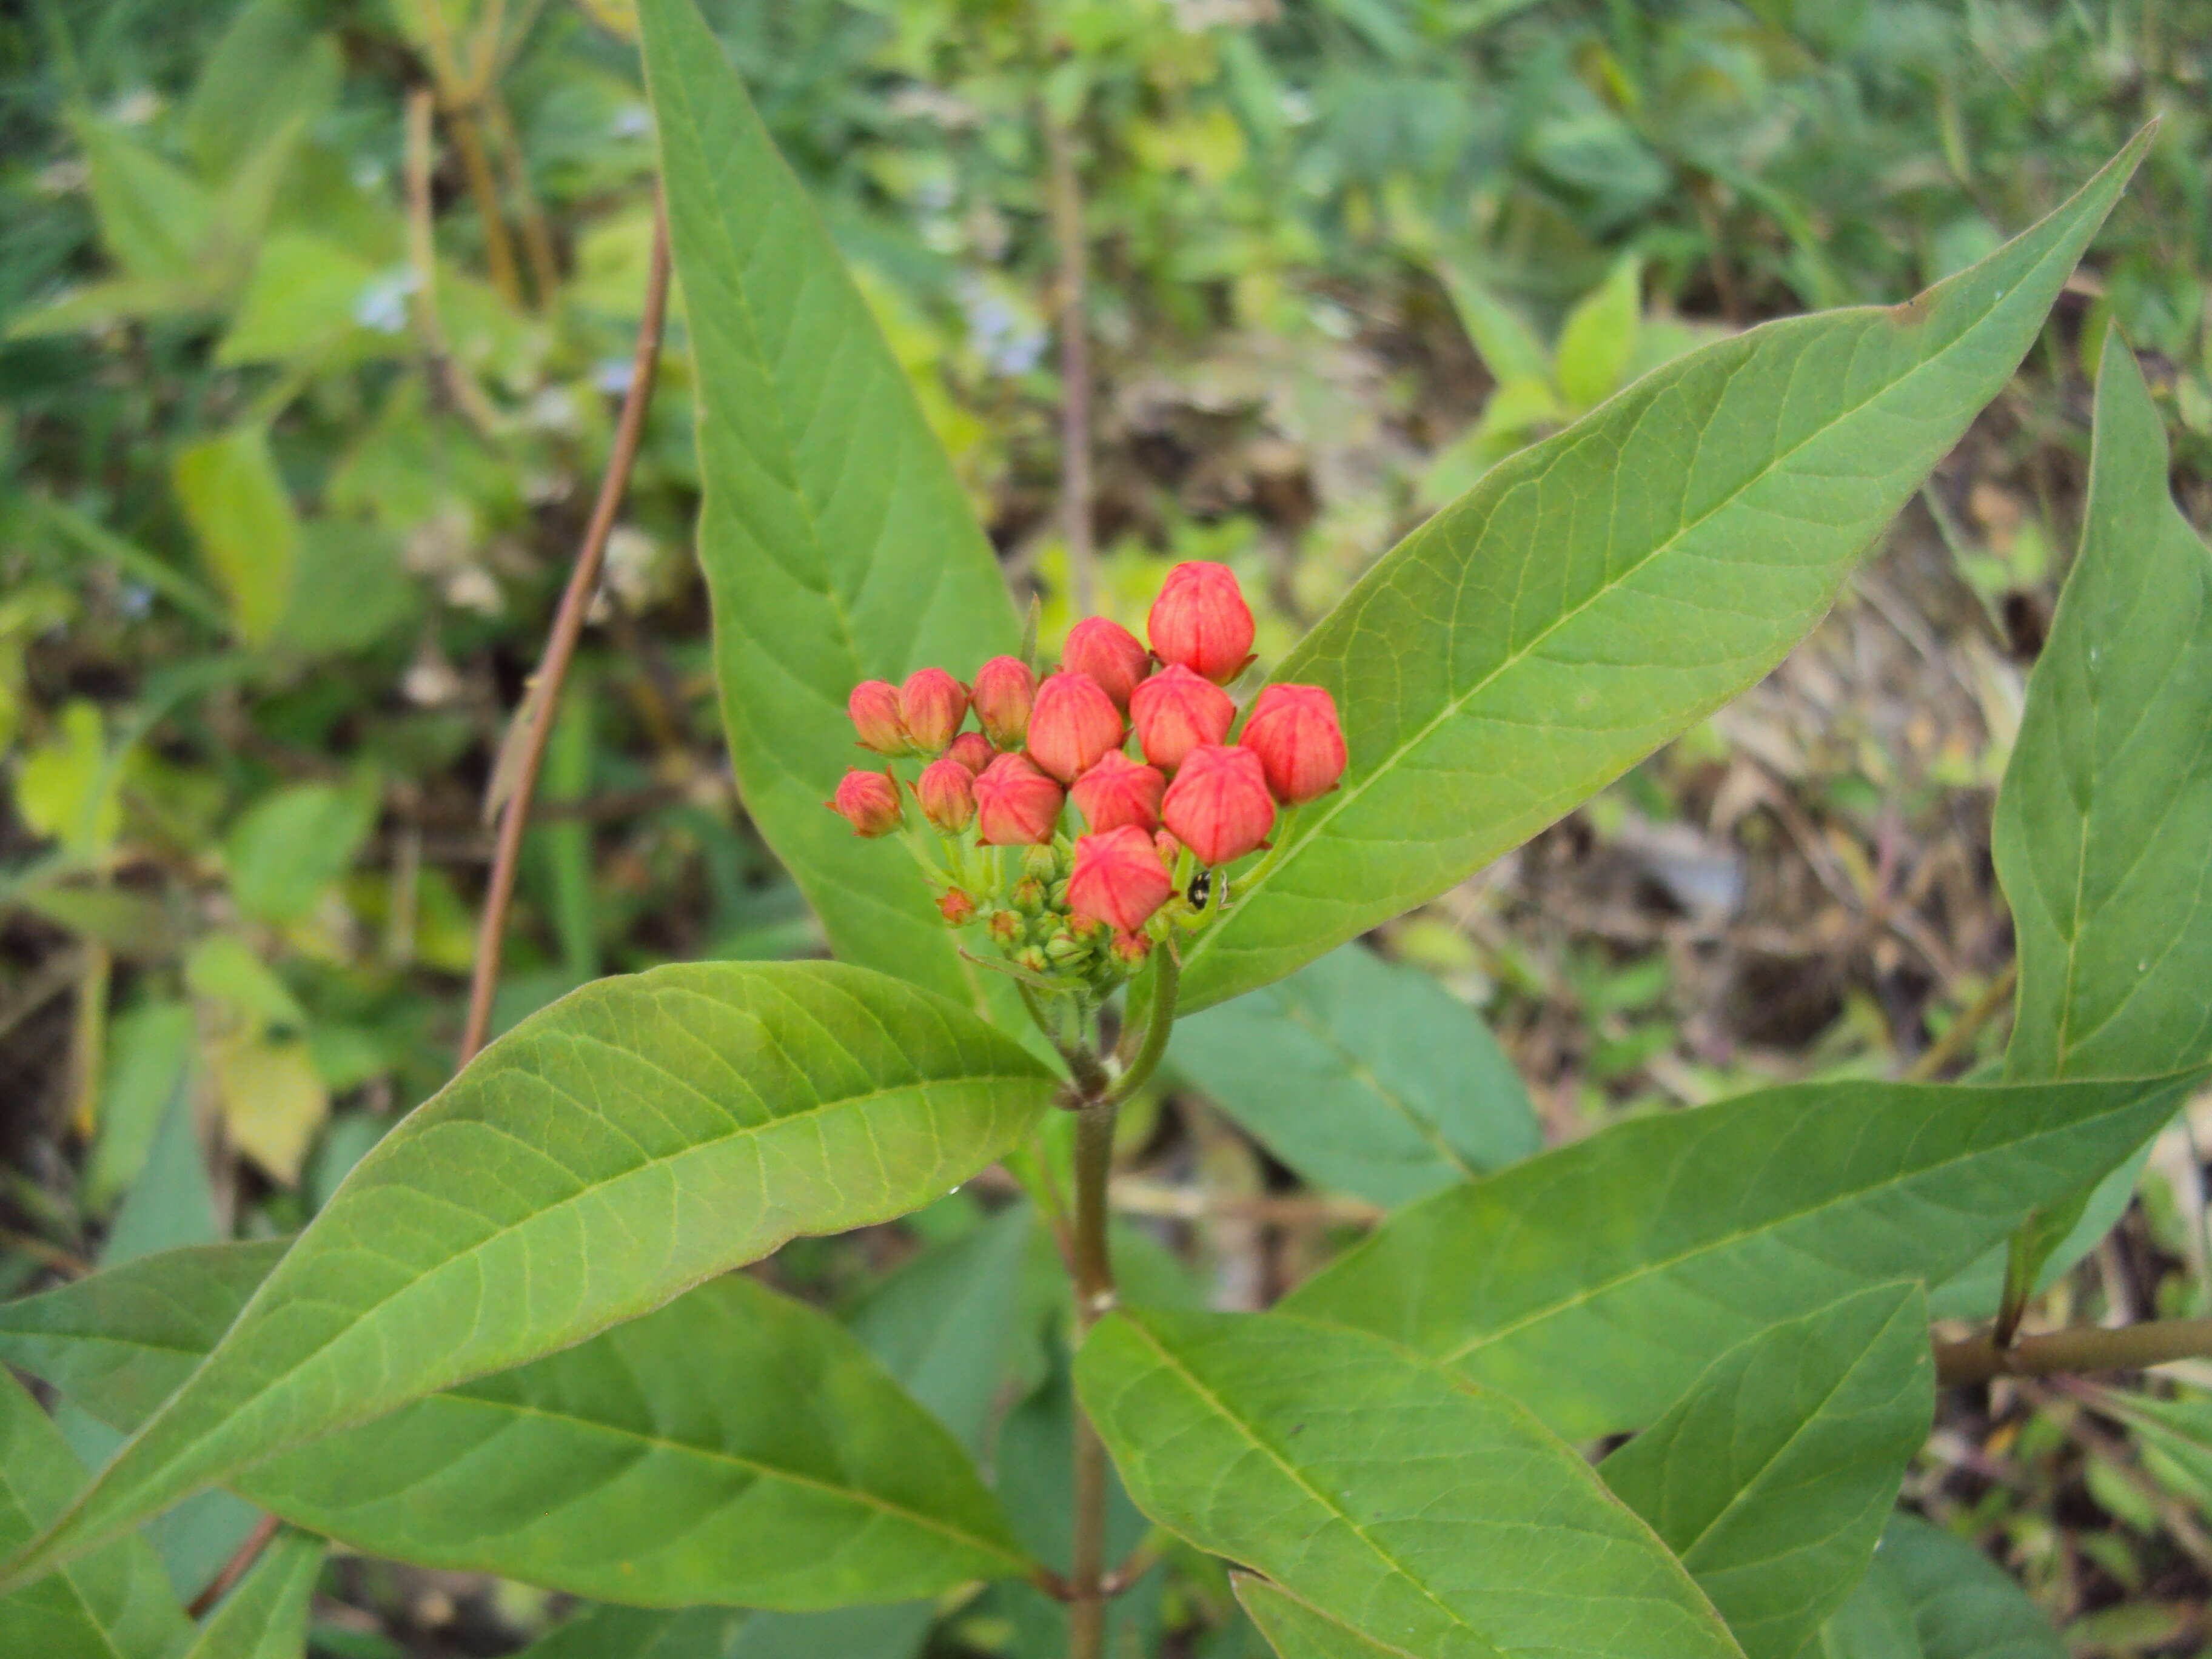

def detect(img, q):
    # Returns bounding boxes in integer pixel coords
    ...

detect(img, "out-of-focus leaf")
[1599,1284,1934,1659]
[1170,943,1538,1205]
[182,0,340,176]
[0,963,1055,1589]
[270,522,418,659]
[1078,1306,1743,1659]
[179,1530,320,1659]
[637,0,1024,1019]
[173,429,298,648]
[1818,1517,2062,1659]
[183,937,304,1031]
[1173,132,2150,1014]
[84,1001,195,1214]
[1285,1070,2197,1437]
[224,781,379,927]
[208,1033,327,1188]
[15,702,121,856]
[75,119,213,287]
[216,234,401,370]
[1436,260,1552,386]
[511,1604,741,1659]
[1554,255,1643,408]
[0,1372,192,1659]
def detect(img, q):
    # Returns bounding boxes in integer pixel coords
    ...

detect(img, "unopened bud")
[1067,825,1175,934]
[899,668,970,754]
[847,681,910,755]
[1022,842,1063,882]
[1071,748,1166,833]
[1014,944,1053,976]
[1129,665,1233,775]
[1012,876,1047,914]
[987,908,1026,947]
[1147,561,1255,685]
[938,888,977,926]
[1062,617,1151,711]
[825,769,903,837]
[971,656,1036,749]
[1026,672,1125,783]
[1239,683,1347,805]
[1161,744,1273,866]
[1045,929,1089,966]
[974,752,1065,845]
[1109,930,1153,969]
[916,756,977,834]
[945,731,996,775]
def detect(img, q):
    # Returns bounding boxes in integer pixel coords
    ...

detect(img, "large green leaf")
[1974,338,2212,1310]
[172,427,297,649]
[1233,1575,1421,1658]
[1177,132,2150,1014]
[179,1530,320,1659]
[1820,1517,2062,1659]
[1,962,1053,1592]
[0,1371,190,1659]
[1168,943,1538,1206]
[1598,1284,1934,1659]
[511,1604,743,1659]
[1077,1306,1745,1659]
[637,0,1021,1015]
[0,1241,1034,1607]
[1284,1070,2197,1438]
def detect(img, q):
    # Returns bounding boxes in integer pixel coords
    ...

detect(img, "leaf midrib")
[1199,258,2059,978]
[1435,1091,2157,1367]
[1241,1575,1430,1659]
[0,1461,141,1659]
[1272,993,1483,1183]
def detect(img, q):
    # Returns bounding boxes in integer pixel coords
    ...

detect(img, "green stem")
[1068,1098,1118,1659]
[1104,947,1179,1106]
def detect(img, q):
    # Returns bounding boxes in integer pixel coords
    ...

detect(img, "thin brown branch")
[484,89,560,310]
[457,202,671,1066]
[186,1513,281,1619]
[404,89,503,440]
[1043,104,1096,620]
[1936,1316,2212,1386]
[1905,959,2017,1081]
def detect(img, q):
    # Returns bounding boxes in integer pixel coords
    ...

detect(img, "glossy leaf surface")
[1286,1070,2196,1436]
[1078,1306,1744,1659]
[638,0,1021,1014]
[0,1371,189,1659]
[1,962,1053,1591]
[1168,944,1538,1205]
[1599,1284,1934,1659]
[1177,132,2148,1013]
[0,1245,1033,1607]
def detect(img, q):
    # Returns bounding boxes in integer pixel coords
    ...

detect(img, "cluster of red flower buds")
[825,561,1347,991]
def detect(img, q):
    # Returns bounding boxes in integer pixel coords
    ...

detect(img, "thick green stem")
[1068,1099,1118,1659]
[1936,1316,2212,1385]
[1105,948,1179,1106]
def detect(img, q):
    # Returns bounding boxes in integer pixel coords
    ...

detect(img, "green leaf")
[172,429,298,648]
[1175,131,2151,1016]
[1554,255,1643,409]
[224,782,378,927]
[75,119,213,287]
[1436,261,1552,387]
[0,1371,191,1659]
[0,1239,1035,1607]
[181,1530,320,1659]
[1169,943,1539,1206]
[1233,1575,1418,1658]
[1077,1306,1744,1659]
[1598,1284,1934,1659]
[1822,1517,2062,1659]
[1284,1070,2197,1438]
[1,961,1054,1592]
[511,1604,743,1659]
[637,0,1022,1016]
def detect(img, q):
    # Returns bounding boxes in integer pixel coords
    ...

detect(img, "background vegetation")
[5,0,2212,1652]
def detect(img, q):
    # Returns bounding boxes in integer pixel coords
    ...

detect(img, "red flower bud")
[971,656,1036,749]
[1025,672,1125,783]
[1062,617,1151,711]
[1161,743,1273,865]
[1070,749,1165,835]
[899,668,970,753]
[1109,930,1153,969]
[1147,561,1255,685]
[945,731,996,775]
[1239,683,1348,805]
[1068,826,1175,935]
[938,888,977,926]
[826,768,903,837]
[1129,663,1235,774]
[973,752,1065,845]
[848,680,910,755]
[916,756,977,834]
[1154,830,1182,868]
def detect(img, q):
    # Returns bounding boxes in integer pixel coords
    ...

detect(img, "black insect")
[1186,869,1212,907]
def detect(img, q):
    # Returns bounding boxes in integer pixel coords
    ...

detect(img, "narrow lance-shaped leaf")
[179,1529,321,1659]
[0,962,1054,1593]
[637,0,1022,1018]
[0,1370,191,1659]
[0,1241,1036,1608]
[1079,1306,1744,1659]
[1177,130,2150,1014]
[1285,1070,2198,1438]
[1598,1284,1935,1659]
[1983,335,2212,1308]
[1168,943,1539,1207]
